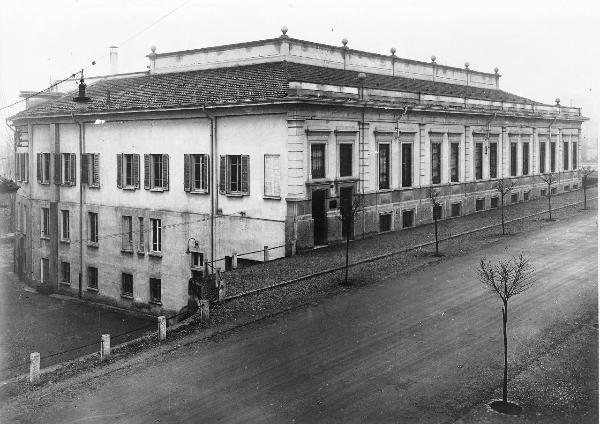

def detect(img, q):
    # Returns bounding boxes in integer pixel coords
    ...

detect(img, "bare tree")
[539,173,557,220]
[495,179,516,235]
[426,186,443,256]
[579,166,595,210]
[337,193,362,286]
[477,254,535,406]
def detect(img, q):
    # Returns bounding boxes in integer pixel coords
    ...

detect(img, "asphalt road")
[0,243,154,380]
[2,213,597,423]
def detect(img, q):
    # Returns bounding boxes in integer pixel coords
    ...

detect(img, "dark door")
[312,189,327,245]
[339,186,354,240]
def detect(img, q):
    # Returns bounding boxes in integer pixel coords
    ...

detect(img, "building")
[9,28,586,315]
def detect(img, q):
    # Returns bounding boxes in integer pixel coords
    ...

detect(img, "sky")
[0,0,598,146]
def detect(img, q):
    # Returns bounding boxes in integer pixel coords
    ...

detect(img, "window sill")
[121,248,134,254]
[336,176,358,181]
[40,235,50,240]
[377,188,393,193]
[88,185,101,189]
[149,299,162,306]
[60,239,70,244]
[121,294,134,300]
[39,181,51,185]
[225,193,245,197]
[189,190,209,195]
[122,186,138,191]
[263,195,281,200]
[87,242,99,248]
[148,251,162,258]
[59,281,70,286]
[149,188,165,192]
[86,287,99,293]
[137,250,146,256]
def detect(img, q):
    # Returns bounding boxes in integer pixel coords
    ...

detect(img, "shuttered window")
[57,153,76,186]
[184,154,209,192]
[16,153,29,183]
[117,154,140,189]
[219,155,250,195]
[82,153,101,187]
[144,154,169,191]
[264,154,281,198]
[378,143,390,189]
[37,153,51,184]
[122,216,133,251]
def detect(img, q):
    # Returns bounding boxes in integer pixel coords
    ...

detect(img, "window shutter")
[121,217,127,250]
[183,154,191,192]
[133,154,140,188]
[24,153,29,183]
[92,153,100,187]
[54,153,62,185]
[81,153,89,185]
[203,155,209,192]
[144,154,150,190]
[37,153,42,182]
[162,154,169,190]
[219,155,226,194]
[70,153,76,185]
[116,154,123,188]
[273,156,280,197]
[241,155,250,195]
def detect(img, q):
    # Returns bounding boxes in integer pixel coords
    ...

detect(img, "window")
[523,191,530,201]
[551,187,557,195]
[41,207,50,238]
[310,144,326,179]
[264,154,281,197]
[219,155,249,195]
[431,134,442,184]
[191,251,204,269]
[476,198,485,211]
[511,193,519,204]
[81,153,100,187]
[510,142,517,176]
[539,140,546,173]
[16,153,29,183]
[41,258,49,284]
[489,142,498,179]
[491,196,499,209]
[450,142,459,183]
[61,210,70,241]
[474,143,483,180]
[36,153,51,184]
[540,188,547,197]
[184,154,209,193]
[60,262,70,285]
[58,153,76,186]
[433,204,443,220]
[117,153,140,189]
[138,217,145,252]
[550,139,556,172]
[564,185,570,192]
[150,218,161,253]
[339,144,353,177]
[88,212,98,244]
[402,210,414,228]
[401,138,412,187]
[88,266,98,290]
[378,143,390,189]
[122,216,133,251]
[379,213,392,232]
[121,273,133,297]
[144,154,169,191]
[451,203,461,217]
[563,141,569,171]
[572,140,578,169]
[150,278,161,303]
[573,183,578,190]
[522,142,530,175]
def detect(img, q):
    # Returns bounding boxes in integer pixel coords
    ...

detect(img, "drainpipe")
[201,105,216,274]
[72,113,84,298]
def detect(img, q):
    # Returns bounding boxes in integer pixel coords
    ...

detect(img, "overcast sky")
[1,0,598,141]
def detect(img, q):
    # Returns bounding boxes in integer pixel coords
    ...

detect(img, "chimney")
[109,46,118,75]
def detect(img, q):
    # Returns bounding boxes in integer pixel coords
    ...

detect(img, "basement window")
[551,187,557,195]
[564,185,570,192]
[379,213,392,232]
[523,191,530,201]
[540,189,547,197]
[511,193,519,204]
[451,203,461,218]
[572,184,578,190]
[475,198,485,211]
[490,197,499,209]
[402,209,414,228]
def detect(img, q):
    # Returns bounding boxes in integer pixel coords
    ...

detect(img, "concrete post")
[232,251,237,269]
[264,245,269,262]
[215,267,221,289]
[101,334,110,361]
[29,352,40,384]
[158,316,166,341]
[200,300,210,324]
[218,279,226,302]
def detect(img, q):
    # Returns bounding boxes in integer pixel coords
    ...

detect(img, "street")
[1,212,597,423]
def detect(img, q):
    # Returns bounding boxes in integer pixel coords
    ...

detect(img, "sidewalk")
[223,188,597,298]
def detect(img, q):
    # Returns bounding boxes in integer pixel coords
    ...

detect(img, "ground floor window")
[475,198,485,211]
[433,204,443,220]
[191,252,204,269]
[451,203,461,217]
[150,278,161,303]
[151,218,162,253]
[490,197,499,209]
[379,213,392,232]
[524,191,530,201]
[564,185,570,192]
[402,210,414,228]
[121,273,133,297]
[41,258,49,283]
[60,261,70,285]
[88,266,98,290]
[511,193,519,204]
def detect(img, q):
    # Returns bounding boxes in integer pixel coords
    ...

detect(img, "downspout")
[72,112,84,298]
[201,105,216,274]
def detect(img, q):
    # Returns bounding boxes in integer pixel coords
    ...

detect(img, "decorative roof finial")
[390,47,396,56]
[280,25,288,37]
[342,38,348,48]
[431,55,437,63]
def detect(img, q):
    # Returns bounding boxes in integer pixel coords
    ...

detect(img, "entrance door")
[312,189,327,245]
[339,186,354,240]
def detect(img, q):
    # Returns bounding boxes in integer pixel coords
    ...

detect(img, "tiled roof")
[10,61,543,120]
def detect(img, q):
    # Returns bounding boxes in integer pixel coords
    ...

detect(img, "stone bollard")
[29,352,40,384]
[100,334,111,361]
[218,279,226,303]
[158,316,166,341]
[264,245,269,262]
[232,251,238,270]
[199,300,210,324]
[215,267,222,289]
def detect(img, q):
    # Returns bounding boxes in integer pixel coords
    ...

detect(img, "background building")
[9,29,586,315]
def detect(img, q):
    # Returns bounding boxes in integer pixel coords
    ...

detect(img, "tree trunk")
[344,219,350,285]
[500,195,505,235]
[434,216,439,256]
[583,178,587,210]
[548,190,552,221]
[502,302,508,403]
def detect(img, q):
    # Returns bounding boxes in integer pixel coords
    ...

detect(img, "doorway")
[312,189,328,246]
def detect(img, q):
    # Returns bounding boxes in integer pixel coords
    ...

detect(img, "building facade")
[10,29,586,315]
